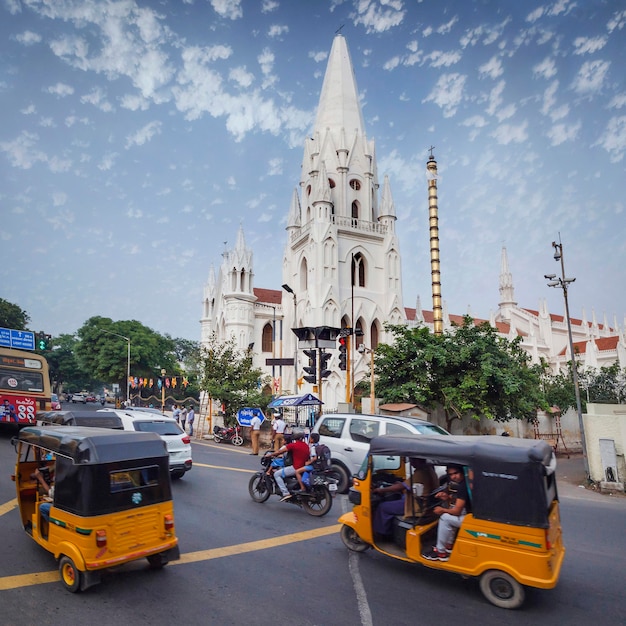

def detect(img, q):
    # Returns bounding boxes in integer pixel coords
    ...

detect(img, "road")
[0,416,625,626]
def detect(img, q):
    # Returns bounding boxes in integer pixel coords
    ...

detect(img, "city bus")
[0,347,51,429]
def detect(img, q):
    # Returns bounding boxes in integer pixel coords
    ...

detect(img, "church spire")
[314,34,365,138]
[498,246,517,308]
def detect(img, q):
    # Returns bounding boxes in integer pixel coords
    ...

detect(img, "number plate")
[329,483,337,491]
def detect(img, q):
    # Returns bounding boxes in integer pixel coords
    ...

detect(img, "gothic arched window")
[371,321,380,349]
[349,179,361,190]
[300,257,308,292]
[352,253,366,288]
[261,323,273,353]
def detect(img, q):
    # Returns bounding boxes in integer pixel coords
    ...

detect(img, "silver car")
[311,413,449,493]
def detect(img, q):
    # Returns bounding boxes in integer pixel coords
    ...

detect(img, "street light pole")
[282,284,298,393]
[101,329,131,404]
[545,237,589,478]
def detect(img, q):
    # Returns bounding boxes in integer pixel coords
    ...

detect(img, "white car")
[311,413,449,493]
[99,409,192,479]
[71,393,87,403]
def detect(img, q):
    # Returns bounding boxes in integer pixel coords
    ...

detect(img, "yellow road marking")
[0,498,17,517]
[193,462,255,474]
[0,525,341,590]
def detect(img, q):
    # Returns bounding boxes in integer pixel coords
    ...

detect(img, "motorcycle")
[212,424,244,446]
[248,451,337,517]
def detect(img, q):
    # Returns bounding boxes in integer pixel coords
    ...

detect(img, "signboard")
[0,394,37,424]
[268,393,323,408]
[0,327,35,351]
[236,407,266,427]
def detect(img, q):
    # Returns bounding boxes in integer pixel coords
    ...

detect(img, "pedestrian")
[249,412,262,455]
[187,405,195,436]
[272,411,286,452]
[172,404,181,423]
[180,405,188,431]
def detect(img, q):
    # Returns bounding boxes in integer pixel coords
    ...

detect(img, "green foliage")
[46,333,99,393]
[198,333,270,423]
[75,317,179,391]
[375,317,548,430]
[0,298,30,330]
[580,363,626,404]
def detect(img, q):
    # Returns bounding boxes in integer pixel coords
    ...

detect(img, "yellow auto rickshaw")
[339,434,565,609]
[12,425,180,592]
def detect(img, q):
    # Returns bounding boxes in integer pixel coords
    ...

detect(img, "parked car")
[50,393,61,410]
[98,409,192,479]
[38,410,124,429]
[71,393,87,404]
[311,413,449,493]
[85,394,96,403]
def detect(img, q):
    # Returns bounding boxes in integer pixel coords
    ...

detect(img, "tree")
[581,363,626,404]
[46,333,98,393]
[198,333,270,423]
[75,317,179,392]
[375,317,548,431]
[0,298,30,330]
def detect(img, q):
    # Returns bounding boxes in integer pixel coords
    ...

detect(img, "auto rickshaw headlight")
[96,529,107,548]
[164,514,174,531]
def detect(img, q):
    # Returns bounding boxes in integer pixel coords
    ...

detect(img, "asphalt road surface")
[0,425,624,626]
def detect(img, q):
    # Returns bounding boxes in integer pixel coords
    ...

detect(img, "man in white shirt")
[249,413,262,455]
[272,412,285,452]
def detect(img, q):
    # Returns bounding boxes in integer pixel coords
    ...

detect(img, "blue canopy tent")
[268,394,323,428]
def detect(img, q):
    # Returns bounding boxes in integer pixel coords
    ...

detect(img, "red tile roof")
[253,288,282,305]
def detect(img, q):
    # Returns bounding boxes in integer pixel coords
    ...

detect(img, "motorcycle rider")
[269,429,309,502]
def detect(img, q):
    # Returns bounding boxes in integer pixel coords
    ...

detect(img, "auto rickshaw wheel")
[340,524,370,552]
[147,552,169,569]
[479,570,525,609]
[59,556,82,593]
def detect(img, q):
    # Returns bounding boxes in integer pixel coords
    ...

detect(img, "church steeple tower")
[283,34,406,401]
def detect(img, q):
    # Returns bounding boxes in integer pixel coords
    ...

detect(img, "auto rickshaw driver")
[422,464,470,561]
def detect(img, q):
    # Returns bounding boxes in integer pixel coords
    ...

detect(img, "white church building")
[200,34,625,414]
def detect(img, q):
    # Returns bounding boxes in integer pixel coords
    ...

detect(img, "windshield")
[134,421,182,436]
[407,422,449,435]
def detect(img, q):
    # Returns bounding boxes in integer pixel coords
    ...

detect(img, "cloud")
[532,57,557,79]
[423,73,466,118]
[52,192,67,207]
[15,30,42,45]
[436,16,458,35]
[607,10,626,33]
[267,157,282,175]
[425,50,462,68]
[268,24,289,38]
[309,50,328,63]
[491,120,529,145]
[98,152,118,171]
[594,115,626,162]
[80,87,114,112]
[125,121,163,149]
[352,0,406,34]
[261,0,279,13]
[572,59,610,95]
[546,120,581,145]
[572,36,607,55]
[229,66,254,88]
[478,56,503,79]
[45,82,74,97]
[210,0,243,20]
[0,131,46,169]
[21,104,36,115]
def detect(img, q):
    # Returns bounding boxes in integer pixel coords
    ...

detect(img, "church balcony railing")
[290,216,388,242]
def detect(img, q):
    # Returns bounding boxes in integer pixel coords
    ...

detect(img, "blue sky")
[1,0,625,342]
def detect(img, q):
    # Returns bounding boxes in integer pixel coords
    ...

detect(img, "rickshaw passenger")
[373,458,436,537]
[423,465,470,562]
[32,467,55,535]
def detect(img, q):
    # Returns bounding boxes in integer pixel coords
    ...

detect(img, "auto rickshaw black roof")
[18,425,168,464]
[17,426,172,517]
[368,434,558,528]
[369,434,554,466]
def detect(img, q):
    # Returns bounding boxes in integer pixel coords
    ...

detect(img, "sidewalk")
[556,452,625,500]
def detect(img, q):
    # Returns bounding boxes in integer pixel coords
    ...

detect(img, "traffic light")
[338,337,347,370]
[319,350,331,379]
[303,349,317,384]
[37,332,49,351]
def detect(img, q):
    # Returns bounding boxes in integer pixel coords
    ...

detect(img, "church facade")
[200,35,625,413]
